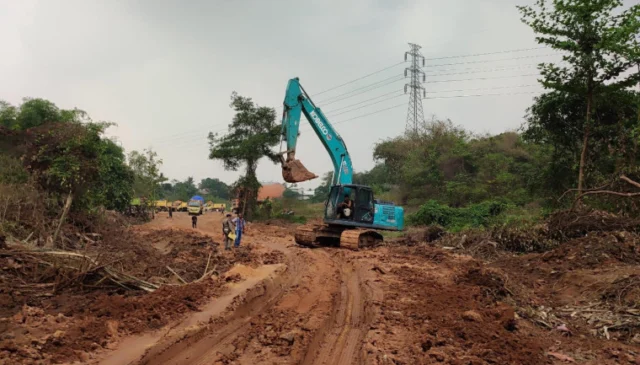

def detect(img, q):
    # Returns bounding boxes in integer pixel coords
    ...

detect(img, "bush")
[408,200,508,231]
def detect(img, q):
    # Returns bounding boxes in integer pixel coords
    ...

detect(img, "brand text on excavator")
[310,110,332,141]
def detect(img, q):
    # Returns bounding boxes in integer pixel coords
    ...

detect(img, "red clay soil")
[363,245,547,365]
[361,235,640,365]
[0,227,279,364]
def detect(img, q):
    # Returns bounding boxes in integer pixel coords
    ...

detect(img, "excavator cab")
[325,185,374,224]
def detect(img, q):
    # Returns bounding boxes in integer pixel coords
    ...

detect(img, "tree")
[128,149,165,212]
[524,88,640,205]
[518,0,640,194]
[23,121,108,246]
[208,92,280,218]
[83,139,135,212]
[199,177,230,199]
[172,177,198,201]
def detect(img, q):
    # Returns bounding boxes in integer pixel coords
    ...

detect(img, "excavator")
[279,77,404,250]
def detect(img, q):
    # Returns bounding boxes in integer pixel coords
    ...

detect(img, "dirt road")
[98,213,639,365]
[122,212,376,365]
[4,211,638,364]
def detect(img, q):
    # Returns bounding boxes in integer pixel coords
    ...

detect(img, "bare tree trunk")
[577,91,593,196]
[53,191,73,249]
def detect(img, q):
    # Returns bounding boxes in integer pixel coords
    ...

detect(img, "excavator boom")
[280,78,353,185]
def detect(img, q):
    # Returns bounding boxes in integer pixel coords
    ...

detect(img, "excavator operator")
[337,194,353,220]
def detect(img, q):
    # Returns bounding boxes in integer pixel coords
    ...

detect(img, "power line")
[425,53,558,68]
[404,43,426,133]
[423,46,547,61]
[151,51,555,146]
[322,89,403,114]
[422,62,541,74]
[313,61,407,96]
[423,91,540,100]
[425,84,537,94]
[318,75,404,104]
[425,64,538,77]
[424,73,540,84]
[319,77,406,106]
[325,93,406,117]
[313,47,549,97]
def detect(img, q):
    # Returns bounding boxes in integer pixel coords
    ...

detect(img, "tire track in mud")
[133,246,375,365]
[301,254,375,365]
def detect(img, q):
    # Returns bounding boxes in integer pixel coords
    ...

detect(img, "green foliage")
[128,149,165,203]
[518,0,640,193]
[199,178,230,200]
[524,89,640,202]
[517,0,640,95]
[1,98,136,214]
[209,92,280,218]
[372,119,550,208]
[409,200,508,231]
[24,122,105,196]
[83,139,135,212]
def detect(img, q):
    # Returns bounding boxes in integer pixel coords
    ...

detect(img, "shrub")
[408,200,508,231]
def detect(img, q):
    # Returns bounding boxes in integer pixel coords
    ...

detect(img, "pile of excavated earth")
[1,210,639,364]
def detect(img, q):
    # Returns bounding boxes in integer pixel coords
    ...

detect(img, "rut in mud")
[135,246,375,365]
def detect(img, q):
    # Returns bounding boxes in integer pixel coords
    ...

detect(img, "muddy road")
[116,212,378,365]
[3,211,639,364]
[101,213,640,365]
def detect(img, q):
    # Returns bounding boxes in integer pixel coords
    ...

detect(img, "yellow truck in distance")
[187,196,205,215]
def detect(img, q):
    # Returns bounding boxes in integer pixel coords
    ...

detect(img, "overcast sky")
[2,0,634,191]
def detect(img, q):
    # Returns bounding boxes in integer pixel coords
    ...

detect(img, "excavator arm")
[280,78,354,185]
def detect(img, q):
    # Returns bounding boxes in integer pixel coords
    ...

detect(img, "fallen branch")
[196,265,217,283]
[201,251,212,281]
[1,249,159,292]
[166,266,187,284]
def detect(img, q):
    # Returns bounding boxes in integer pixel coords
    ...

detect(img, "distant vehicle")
[188,195,205,215]
[155,200,169,212]
[205,202,226,212]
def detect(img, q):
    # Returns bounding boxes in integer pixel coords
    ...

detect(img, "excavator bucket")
[282,159,318,183]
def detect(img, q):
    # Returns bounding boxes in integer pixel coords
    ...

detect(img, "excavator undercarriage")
[294,224,383,251]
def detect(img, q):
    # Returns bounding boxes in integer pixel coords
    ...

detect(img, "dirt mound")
[366,247,546,364]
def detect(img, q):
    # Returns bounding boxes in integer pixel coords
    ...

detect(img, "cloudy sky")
[3,0,622,191]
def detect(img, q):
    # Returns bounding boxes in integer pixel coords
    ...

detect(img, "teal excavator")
[279,78,404,250]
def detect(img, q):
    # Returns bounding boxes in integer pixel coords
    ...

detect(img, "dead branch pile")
[519,303,640,343]
[548,209,640,241]
[1,240,159,293]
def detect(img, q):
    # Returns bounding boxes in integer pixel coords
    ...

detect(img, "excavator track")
[339,229,383,251]
[294,224,383,251]
[294,224,320,248]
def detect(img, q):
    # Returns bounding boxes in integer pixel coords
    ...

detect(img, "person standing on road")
[168,207,173,219]
[232,213,246,248]
[192,215,197,229]
[222,213,235,250]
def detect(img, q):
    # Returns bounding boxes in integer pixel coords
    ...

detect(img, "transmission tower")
[404,43,426,134]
